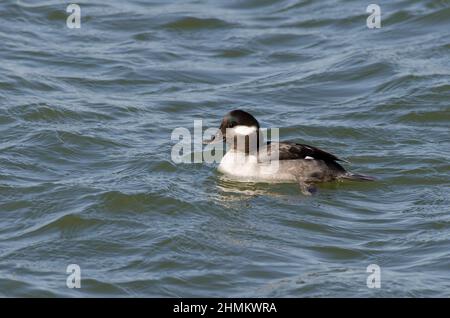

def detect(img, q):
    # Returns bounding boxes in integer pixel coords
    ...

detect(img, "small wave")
[397,109,450,123]
[224,0,290,10]
[10,103,114,123]
[96,190,197,214]
[162,17,234,31]
[383,10,416,26]
[0,277,58,297]
[213,48,254,58]
[6,213,104,242]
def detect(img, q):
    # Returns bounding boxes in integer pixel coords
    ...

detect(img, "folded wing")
[265,142,345,163]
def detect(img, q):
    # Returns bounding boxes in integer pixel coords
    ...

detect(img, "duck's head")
[205,110,261,151]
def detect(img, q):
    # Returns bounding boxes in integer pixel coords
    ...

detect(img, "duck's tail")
[341,172,376,181]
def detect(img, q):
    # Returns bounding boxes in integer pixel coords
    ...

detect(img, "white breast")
[218,150,296,182]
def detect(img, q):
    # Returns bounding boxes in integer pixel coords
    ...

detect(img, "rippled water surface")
[0,0,449,297]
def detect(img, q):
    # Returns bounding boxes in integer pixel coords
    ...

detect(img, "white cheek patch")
[232,125,257,136]
[305,156,314,160]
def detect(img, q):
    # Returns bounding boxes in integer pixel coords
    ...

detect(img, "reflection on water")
[215,175,282,200]
[213,175,320,209]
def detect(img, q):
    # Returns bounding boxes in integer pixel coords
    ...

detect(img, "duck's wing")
[264,141,346,162]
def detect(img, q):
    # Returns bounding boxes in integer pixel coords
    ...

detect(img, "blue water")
[0,0,449,297]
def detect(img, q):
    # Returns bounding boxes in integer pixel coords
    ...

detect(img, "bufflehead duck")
[205,110,374,195]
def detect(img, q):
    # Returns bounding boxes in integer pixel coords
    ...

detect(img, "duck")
[205,109,374,195]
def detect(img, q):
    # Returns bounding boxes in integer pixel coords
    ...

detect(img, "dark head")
[205,110,262,152]
[218,110,260,135]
